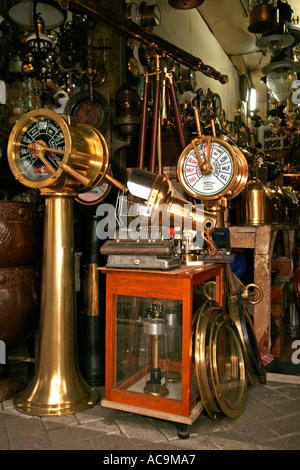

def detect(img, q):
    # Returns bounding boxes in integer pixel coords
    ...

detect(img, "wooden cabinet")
[100,264,224,425]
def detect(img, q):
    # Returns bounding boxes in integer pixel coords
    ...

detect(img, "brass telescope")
[65,0,228,84]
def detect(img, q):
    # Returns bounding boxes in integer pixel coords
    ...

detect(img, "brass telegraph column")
[7,109,112,416]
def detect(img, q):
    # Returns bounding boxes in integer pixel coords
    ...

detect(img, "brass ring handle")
[241,284,263,305]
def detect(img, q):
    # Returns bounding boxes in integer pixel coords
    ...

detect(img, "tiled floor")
[1,370,299,451]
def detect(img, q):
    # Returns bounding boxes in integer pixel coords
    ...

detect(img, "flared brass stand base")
[14,387,99,417]
[13,195,100,417]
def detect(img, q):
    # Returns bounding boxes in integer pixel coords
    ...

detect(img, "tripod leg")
[168,73,186,151]
[137,74,150,170]
[149,71,161,173]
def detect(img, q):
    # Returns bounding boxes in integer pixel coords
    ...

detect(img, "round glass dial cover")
[76,179,111,205]
[126,2,142,24]
[19,117,65,181]
[179,141,234,198]
[153,5,161,25]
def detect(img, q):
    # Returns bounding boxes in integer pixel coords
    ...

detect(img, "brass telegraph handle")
[28,135,126,192]
[241,284,263,305]
[28,141,92,187]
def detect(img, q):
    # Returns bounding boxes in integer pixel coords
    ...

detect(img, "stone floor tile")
[206,435,260,450]
[0,427,10,450]
[263,414,300,436]
[258,432,300,450]
[5,417,51,450]
[115,415,167,443]
[92,432,136,451]
[41,413,79,430]
[46,423,104,449]
[80,417,122,435]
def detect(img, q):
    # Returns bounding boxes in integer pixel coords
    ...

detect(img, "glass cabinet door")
[115,295,183,400]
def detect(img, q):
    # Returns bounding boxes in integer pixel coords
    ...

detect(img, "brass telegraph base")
[13,387,100,417]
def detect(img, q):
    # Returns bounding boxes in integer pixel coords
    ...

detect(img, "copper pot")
[248,3,278,34]
[0,201,42,268]
[168,0,205,9]
[0,264,39,350]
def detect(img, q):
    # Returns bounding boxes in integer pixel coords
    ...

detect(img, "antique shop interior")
[0,0,299,444]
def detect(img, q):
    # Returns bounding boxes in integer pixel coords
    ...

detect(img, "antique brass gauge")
[177,113,248,202]
[7,108,109,195]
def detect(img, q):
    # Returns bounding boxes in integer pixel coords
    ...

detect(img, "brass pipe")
[104,172,128,193]
[70,0,228,84]
[157,109,162,175]
[82,264,100,317]
[153,336,159,369]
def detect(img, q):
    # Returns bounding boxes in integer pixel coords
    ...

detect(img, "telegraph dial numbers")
[18,118,65,181]
[181,142,234,197]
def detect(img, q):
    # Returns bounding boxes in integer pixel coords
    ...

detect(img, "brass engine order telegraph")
[177,109,248,208]
[177,108,248,262]
[6,108,123,416]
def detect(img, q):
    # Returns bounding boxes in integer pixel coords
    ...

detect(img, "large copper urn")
[0,201,41,400]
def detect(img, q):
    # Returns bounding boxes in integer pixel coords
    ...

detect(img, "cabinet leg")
[176,423,190,439]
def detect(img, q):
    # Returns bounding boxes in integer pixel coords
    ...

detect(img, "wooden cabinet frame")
[101,264,224,424]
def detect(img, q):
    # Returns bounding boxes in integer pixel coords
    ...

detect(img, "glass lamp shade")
[266,69,298,102]
[7,0,66,30]
[26,32,53,60]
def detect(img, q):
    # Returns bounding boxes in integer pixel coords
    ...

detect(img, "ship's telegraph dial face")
[177,133,248,201]
[17,116,66,182]
[7,108,109,195]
